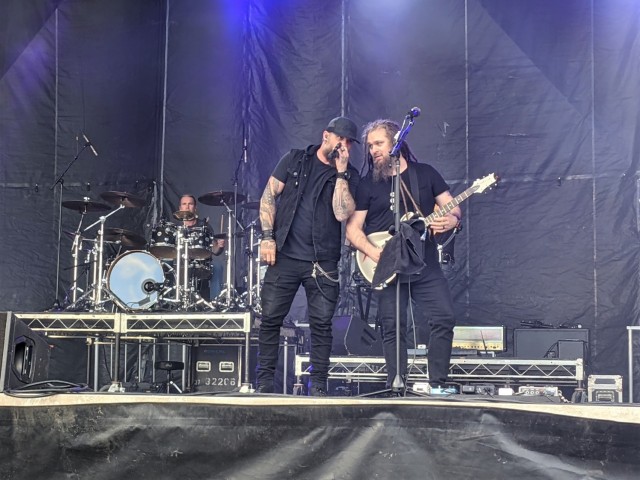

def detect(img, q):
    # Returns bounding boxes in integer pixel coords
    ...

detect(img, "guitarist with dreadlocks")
[346,118,461,394]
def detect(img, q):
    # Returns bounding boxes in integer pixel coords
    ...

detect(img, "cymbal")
[62,199,111,213]
[241,201,260,210]
[173,210,196,221]
[198,191,246,207]
[100,191,145,208]
[103,228,146,248]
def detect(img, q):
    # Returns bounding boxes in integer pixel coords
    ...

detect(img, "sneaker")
[429,385,457,395]
[308,385,328,397]
[255,383,275,394]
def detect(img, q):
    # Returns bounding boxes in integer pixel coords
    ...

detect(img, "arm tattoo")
[260,177,282,231]
[332,178,356,222]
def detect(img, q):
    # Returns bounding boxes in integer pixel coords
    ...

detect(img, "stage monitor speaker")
[514,328,589,361]
[332,315,383,356]
[1,312,51,392]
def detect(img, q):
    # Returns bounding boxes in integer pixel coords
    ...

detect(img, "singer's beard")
[372,158,393,182]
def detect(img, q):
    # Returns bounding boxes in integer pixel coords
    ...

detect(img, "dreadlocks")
[360,119,419,176]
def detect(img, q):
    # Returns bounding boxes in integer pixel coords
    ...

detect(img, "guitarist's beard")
[372,159,393,183]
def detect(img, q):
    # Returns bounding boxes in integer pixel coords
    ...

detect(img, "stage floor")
[1,392,638,480]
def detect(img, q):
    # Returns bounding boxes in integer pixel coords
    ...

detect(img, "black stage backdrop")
[1,0,640,397]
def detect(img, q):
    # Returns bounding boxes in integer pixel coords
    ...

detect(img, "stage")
[1,311,638,479]
[0,392,638,480]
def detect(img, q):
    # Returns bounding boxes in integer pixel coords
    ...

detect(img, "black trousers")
[257,255,339,388]
[377,270,456,387]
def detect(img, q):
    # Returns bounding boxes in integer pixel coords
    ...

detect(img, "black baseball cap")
[325,116,360,143]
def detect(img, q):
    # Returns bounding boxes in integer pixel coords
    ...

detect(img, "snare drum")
[106,250,165,310]
[186,226,212,259]
[149,221,177,259]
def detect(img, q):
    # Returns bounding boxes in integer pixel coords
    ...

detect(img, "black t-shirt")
[355,162,449,267]
[274,152,334,260]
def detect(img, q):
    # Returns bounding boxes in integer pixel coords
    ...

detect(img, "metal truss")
[14,312,119,334]
[295,355,584,386]
[14,311,252,337]
[124,312,251,335]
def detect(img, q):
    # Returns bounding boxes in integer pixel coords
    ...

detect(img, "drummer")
[178,194,225,299]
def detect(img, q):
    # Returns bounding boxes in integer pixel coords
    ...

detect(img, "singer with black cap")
[346,118,461,394]
[256,116,360,396]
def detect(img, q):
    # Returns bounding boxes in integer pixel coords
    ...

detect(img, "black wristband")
[262,229,274,240]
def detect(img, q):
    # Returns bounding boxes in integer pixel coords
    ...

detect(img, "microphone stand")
[49,138,92,310]
[389,115,416,394]
[361,113,422,398]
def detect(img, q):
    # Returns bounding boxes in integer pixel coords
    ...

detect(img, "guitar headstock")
[471,173,499,193]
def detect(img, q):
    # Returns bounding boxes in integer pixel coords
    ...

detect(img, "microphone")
[143,281,164,293]
[406,107,421,118]
[82,133,99,157]
[329,142,342,162]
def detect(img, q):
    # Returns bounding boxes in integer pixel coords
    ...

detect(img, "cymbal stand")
[245,221,262,312]
[83,205,124,310]
[175,226,216,310]
[70,207,88,304]
[174,226,189,309]
[220,200,242,309]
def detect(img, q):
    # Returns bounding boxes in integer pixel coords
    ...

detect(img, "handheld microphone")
[406,107,421,118]
[329,142,342,161]
[82,133,99,157]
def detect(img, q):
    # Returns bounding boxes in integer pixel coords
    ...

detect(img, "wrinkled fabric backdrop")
[1,0,639,398]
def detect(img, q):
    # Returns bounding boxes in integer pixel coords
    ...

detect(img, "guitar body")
[355,231,393,288]
[353,173,498,288]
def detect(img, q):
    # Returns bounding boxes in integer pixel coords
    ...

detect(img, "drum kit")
[63,190,264,314]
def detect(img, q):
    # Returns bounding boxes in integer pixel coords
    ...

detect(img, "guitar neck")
[424,185,477,224]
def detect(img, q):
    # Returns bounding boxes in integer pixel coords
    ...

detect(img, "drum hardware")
[62,199,112,213]
[184,226,213,260]
[60,198,110,305]
[106,250,165,310]
[149,220,178,259]
[244,220,262,313]
[199,191,247,311]
[66,204,126,311]
[173,225,216,311]
[100,190,146,209]
[173,210,196,221]
[103,228,146,249]
[197,191,246,207]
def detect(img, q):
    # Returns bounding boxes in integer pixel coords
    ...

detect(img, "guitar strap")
[400,164,423,217]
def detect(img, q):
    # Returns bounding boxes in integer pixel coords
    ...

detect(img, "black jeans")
[257,255,339,388]
[377,270,456,387]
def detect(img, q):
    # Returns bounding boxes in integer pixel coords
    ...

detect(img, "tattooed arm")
[259,175,285,266]
[332,144,356,221]
[332,176,356,222]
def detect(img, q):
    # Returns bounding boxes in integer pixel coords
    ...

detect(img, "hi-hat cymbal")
[103,228,146,248]
[62,199,112,213]
[198,191,246,207]
[100,191,146,208]
[173,210,196,221]
[241,201,260,210]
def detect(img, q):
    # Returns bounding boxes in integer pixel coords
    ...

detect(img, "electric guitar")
[356,173,499,287]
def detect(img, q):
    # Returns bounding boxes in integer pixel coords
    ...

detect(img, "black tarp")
[0,397,639,479]
[1,1,640,398]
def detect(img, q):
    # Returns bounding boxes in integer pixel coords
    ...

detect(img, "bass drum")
[106,250,165,310]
